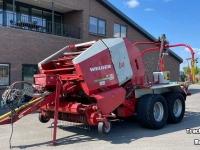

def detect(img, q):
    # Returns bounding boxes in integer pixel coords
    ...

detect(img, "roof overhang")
[16,0,80,13]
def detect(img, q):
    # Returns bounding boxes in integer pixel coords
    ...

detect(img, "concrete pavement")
[0,84,200,150]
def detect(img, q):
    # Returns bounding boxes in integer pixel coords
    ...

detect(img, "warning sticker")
[94,74,114,83]
[99,81,105,86]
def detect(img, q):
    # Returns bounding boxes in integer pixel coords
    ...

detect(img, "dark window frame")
[2,0,63,25]
[4,0,63,15]
[0,62,11,87]
[89,16,106,36]
[114,23,127,38]
[22,64,39,88]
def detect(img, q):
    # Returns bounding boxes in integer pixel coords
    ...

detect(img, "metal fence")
[0,11,81,39]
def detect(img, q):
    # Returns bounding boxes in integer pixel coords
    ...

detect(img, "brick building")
[0,0,182,95]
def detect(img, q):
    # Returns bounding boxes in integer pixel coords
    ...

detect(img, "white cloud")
[184,47,200,55]
[184,48,190,52]
[163,0,172,2]
[144,8,154,11]
[125,0,139,8]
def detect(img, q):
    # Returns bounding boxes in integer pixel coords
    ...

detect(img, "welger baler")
[0,35,195,145]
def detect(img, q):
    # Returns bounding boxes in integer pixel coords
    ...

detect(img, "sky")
[108,0,200,70]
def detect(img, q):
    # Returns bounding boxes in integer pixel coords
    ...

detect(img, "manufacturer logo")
[90,65,111,72]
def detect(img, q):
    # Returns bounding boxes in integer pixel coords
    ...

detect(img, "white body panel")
[153,71,170,84]
[73,40,107,64]
[38,46,69,67]
[135,83,185,98]
[102,38,133,86]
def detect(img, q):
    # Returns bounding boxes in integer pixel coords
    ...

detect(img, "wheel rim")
[104,122,111,133]
[173,99,182,117]
[154,102,164,122]
[41,114,50,121]
[44,117,50,121]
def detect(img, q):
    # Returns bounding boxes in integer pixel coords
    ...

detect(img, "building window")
[89,17,106,35]
[114,23,127,38]
[32,8,42,29]
[6,3,16,27]
[0,0,3,25]
[0,63,10,86]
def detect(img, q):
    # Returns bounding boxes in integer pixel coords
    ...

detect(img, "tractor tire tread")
[137,94,168,129]
[162,92,185,123]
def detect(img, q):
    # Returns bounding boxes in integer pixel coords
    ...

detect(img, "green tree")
[183,67,191,75]
[195,66,199,75]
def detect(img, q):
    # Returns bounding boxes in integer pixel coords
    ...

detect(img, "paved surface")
[0,84,200,150]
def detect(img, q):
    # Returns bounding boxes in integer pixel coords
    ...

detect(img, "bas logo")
[90,65,111,72]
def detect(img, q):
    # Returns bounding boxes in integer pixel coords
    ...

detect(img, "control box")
[153,71,170,84]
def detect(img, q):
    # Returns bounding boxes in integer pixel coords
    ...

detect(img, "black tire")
[98,119,111,135]
[137,94,168,129]
[163,92,185,123]
[38,113,50,123]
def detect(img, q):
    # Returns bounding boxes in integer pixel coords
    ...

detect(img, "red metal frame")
[136,42,195,72]
[0,92,56,125]
[51,76,61,145]
[0,37,194,147]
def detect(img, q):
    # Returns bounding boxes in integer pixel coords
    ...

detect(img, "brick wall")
[0,0,181,97]
[55,0,90,41]
[63,10,83,39]
[164,54,180,81]
[0,26,81,95]
[88,0,180,81]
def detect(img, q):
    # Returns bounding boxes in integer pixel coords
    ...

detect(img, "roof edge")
[97,0,183,63]
[168,50,183,63]
[97,0,155,41]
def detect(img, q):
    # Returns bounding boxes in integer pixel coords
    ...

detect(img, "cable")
[1,81,50,148]
[125,86,138,99]
[2,81,48,109]
[9,106,15,149]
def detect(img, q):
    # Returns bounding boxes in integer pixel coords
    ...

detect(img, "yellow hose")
[0,97,43,121]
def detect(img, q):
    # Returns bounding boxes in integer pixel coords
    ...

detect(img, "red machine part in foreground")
[0,35,194,146]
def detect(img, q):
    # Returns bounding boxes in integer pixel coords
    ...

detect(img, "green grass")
[196,82,200,85]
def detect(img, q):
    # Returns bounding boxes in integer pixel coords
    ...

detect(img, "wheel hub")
[105,122,111,132]
[154,102,164,122]
[173,99,182,117]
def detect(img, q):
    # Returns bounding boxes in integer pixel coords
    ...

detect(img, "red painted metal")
[140,44,195,72]
[35,74,57,86]
[133,42,155,46]
[42,67,75,74]
[0,37,194,146]
[141,47,160,56]
[96,117,111,128]
[124,38,145,85]
[167,44,195,60]
[74,49,119,95]
[117,106,133,117]
[93,87,126,115]
[52,77,61,146]
[0,92,56,125]
[43,102,85,114]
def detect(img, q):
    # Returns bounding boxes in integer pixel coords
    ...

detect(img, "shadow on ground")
[188,86,200,94]
[2,87,199,148]
[12,110,200,149]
